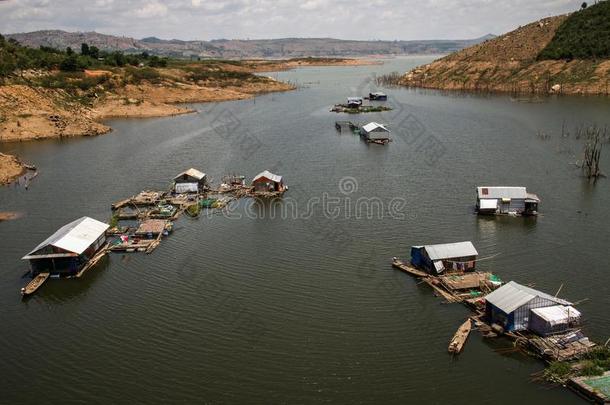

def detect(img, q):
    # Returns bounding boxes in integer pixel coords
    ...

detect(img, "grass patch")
[544,361,573,383]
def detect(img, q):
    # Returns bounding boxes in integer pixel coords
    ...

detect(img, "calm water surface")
[1,57,609,404]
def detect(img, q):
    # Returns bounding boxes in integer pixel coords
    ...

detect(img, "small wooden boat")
[448,318,472,354]
[391,257,429,278]
[21,272,50,296]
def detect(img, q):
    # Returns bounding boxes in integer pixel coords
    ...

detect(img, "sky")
[0,0,582,41]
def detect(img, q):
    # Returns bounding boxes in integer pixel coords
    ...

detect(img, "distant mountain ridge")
[5,30,495,59]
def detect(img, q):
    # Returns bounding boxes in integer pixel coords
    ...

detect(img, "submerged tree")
[580,126,604,179]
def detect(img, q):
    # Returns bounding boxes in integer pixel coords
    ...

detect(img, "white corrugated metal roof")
[174,168,206,181]
[477,187,527,199]
[526,193,541,202]
[362,122,389,133]
[531,305,581,326]
[479,199,498,209]
[424,241,478,261]
[253,170,283,184]
[23,217,109,258]
[485,281,572,314]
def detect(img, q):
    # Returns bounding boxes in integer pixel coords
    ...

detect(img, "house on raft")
[347,97,363,108]
[476,186,540,216]
[173,168,208,193]
[360,122,391,144]
[484,281,578,334]
[252,170,287,194]
[22,217,109,277]
[410,241,478,274]
[369,92,388,101]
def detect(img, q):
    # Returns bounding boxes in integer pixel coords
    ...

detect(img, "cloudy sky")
[0,0,580,41]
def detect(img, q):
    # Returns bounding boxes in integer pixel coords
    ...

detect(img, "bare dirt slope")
[0,85,110,142]
[0,73,293,143]
[401,16,610,95]
[0,152,24,185]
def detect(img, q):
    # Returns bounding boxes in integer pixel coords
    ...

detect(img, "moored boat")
[448,318,472,354]
[21,272,50,296]
[391,257,429,278]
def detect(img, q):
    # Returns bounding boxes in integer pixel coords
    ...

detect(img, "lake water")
[1,57,609,404]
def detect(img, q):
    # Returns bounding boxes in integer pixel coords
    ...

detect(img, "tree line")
[0,34,168,79]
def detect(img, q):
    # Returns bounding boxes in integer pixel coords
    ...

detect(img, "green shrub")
[539,1,610,60]
[579,360,605,377]
[125,66,161,84]
[545,361,573,380]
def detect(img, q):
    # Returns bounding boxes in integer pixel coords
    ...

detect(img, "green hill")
[539,1,610,60]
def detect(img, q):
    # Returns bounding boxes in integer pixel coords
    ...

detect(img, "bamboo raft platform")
[449,318,472,354]
[109,239,156,253]
[528,330,596,362]
[391,257,498,304]
[21,272,50,296]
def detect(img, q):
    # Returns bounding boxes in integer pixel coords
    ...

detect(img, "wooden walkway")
[76,244,110,278]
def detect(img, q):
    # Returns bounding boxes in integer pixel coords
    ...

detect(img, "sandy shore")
[250,58,381,72]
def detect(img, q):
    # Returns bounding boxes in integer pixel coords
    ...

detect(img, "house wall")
[529,310,580,336]
[368,129,390,140]
[498,198,526,214]
[253,180,278,192]
[420,250,477,273]
[30,257,81,276]
[487,298,564,332]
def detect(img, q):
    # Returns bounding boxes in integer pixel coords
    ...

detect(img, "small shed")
[347,97,363,108]
[174,168,207,193]
[369,92,388,101]
[360,122,390,142]
[22,217,109,276]
[476,186,540,216]
[252,170,287,193]
[529,305,581,336]
[484,281,572,332]
[410,241,478,274]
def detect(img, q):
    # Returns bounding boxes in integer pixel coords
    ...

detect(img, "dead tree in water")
[376,72,403,87]
[580,126,604,179]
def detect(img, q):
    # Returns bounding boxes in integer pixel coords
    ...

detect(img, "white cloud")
[0,0,584,40]
[134,1,168,18]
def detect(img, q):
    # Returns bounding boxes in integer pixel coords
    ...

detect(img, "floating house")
[347,97,363,108]
[173,168,207,193]
[360,122,390,144]
[22,217,109,277]
[410,241,478,274]
[369,92,388,101]
[252,170,287,194]
[484,281,573,333]
[476,187,540,216]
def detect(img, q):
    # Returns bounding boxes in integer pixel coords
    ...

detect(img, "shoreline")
[248,58,381,72]
[0,78,295,184]
[0,152,27,186]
